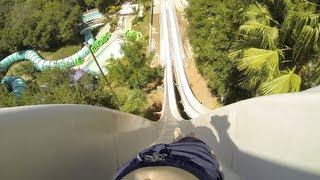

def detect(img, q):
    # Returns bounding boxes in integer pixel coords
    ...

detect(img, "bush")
[185,0,247,103]
[107,5,121,15]
[110,16,119,27]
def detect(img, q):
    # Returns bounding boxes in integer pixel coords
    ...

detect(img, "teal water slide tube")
[0,27,96,98]
[0,30,95,72]
[1,76,26,98]
[0,11,104,98]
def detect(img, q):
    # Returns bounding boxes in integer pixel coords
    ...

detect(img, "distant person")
[114,128,223,180]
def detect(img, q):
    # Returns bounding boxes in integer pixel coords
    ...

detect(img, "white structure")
[119,3,139,15]
[0,89,319,179]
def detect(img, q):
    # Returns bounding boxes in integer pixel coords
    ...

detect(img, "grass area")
[6,61,34,81]
[132,7,151,45]
[38,45,82,60]
[131,6,164,120]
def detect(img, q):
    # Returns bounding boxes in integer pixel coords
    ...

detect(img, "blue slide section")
[1,76,26,98]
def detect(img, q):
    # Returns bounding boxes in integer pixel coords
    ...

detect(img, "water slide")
[0,88,319,179]
[1,75,26,97]
[159,0,211,119]
[0,47,89,72]
[0,28,97,73]
[0,5,319,180]
[0,31,93,97]
[0,11,103,97]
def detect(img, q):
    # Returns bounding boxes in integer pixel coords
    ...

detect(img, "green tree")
[0,85,17,108]
[0,0,82,52]
[85,0,117,13]
[120,88,147,115]
[186,0,245,102]
[107,40,163,89]
[232,0,319,95]
[0,68,117,108]
[106,39,163,115]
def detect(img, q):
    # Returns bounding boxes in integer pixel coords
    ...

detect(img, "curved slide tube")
[1,76,26,98]
[0,9,104,98]
[0,30,95,72]
[0,26,97,97]
[0,49,87,72]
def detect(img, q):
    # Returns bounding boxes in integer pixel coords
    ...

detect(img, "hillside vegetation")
[0,0,120,59]
[186,0,320,103]
[0,39,163,117]
[0,0,163,118]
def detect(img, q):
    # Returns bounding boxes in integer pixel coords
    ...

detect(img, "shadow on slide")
[178,115,320,180]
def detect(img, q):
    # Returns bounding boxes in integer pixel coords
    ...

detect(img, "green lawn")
[133,7,151,45]
[38,45,82,60]
[6,61,34,81]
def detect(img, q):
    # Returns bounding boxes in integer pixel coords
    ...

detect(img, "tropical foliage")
[233,0,320,96]
[186,0,320,103]
[186,0,249,103]
[0,39,163,116]
[0,0,163,118]
[0,0,83,54]
[106,39,163,115]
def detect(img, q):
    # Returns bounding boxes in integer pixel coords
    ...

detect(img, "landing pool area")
[86,38,123,74]
[83,10,103,23]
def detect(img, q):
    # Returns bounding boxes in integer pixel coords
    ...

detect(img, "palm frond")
[258,67,301,95]
[281,10,320,40]
[240,21,279,49]
[242,3,274,25]
[228,50,243,60]
[238,48,280,76]
[239,75,263,91]
[294,24,320,59]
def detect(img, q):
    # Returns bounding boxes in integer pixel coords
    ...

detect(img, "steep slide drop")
[0,90,319,180]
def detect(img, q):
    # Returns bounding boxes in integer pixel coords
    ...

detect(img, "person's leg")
[173,128,214,153]
[173,128,184,142]
[173,128,199,143]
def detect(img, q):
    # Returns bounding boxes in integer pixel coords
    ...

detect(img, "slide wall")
[0,89,319,179]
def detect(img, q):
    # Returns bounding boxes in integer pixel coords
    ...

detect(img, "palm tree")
[237,48,282,91]
[239,21,278,49]
[259,67,301,95]
[231,0,319,95]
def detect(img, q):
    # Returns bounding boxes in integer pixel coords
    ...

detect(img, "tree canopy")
[0,67,116,108]
[0,39,163,116]
[106,39,163,115]
[0,0,82,54]
[186,0,320,103]
[233,0,319,96]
